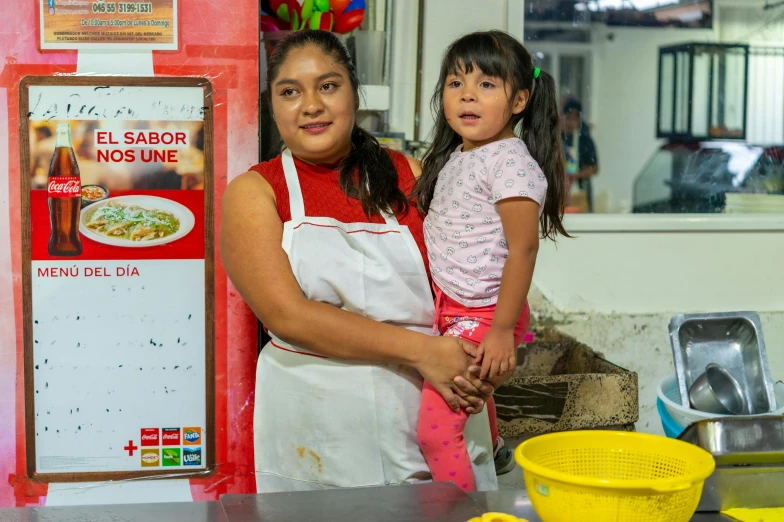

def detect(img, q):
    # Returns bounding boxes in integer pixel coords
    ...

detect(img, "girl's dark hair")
[412,31,568,240]
[266,30,408,217]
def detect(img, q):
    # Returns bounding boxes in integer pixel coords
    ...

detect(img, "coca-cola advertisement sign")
[47,177,81,198]
[23,81,212,480]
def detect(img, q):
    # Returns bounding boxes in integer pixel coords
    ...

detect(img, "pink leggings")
[418,288,529,492]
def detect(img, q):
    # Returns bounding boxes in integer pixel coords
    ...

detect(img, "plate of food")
[79,195,196,248]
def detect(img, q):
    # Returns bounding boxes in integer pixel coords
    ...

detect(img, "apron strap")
[380,209,399,226]
[281,149,305,220]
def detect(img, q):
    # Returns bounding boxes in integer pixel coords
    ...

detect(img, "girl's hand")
[475,326,516,380]
[414,336,493,413]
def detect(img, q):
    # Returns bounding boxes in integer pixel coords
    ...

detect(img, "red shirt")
[249,150,429,270]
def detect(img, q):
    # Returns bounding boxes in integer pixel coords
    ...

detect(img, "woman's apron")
[253,149,497,493]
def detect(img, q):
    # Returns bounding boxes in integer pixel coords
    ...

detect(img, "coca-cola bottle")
[47,123,82,256]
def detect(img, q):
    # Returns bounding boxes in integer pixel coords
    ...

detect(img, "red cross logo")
[124,440,138,456]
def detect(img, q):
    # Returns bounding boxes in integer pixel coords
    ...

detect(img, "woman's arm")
[475,198,540,379]
[221,171,491,411]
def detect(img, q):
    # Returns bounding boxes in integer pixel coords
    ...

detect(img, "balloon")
[275,4,290,22]
[309,10,334,30]
[333,8,363,33]
[261,13,288,31]
[277,0,300,26]
[269,0,286,15]
[299,0,314,24]
[260,15,279,31]
[344,0,365,12]
[330,0,351,16]
[314,0,330,12]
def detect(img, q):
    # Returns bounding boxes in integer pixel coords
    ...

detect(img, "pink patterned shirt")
[424,137,548,307]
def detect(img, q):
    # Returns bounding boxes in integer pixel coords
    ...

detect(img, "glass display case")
[658,43,749,141]
[633,142,784,213]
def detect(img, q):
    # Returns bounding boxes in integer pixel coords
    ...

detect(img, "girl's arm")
[221,171,492,412]
[476,198,540,379]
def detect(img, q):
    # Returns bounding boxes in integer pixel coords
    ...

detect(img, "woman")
[221,31,503,492]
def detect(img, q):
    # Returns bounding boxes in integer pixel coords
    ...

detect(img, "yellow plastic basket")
[514,431,716,522]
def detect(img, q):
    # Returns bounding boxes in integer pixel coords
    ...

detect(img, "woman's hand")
[414,336,494,413]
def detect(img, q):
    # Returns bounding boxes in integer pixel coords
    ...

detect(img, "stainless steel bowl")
[689,363,747,415]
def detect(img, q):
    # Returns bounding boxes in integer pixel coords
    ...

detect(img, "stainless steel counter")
[470,490,734,521]
[0,485,737,521]
[221,483,484,521]
[0,500,226,522]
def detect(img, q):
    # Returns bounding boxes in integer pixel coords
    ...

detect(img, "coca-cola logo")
[140,428,159,447]
[162,427,180,446]
[48,177,81,198]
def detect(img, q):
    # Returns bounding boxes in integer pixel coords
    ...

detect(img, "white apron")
[253,150,497,493]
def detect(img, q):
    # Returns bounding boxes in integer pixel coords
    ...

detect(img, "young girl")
[412,31,568,492]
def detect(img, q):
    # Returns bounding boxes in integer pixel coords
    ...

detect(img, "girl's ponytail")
[523,69,569,240]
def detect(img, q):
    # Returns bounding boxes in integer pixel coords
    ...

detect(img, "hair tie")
[533,67,541,79]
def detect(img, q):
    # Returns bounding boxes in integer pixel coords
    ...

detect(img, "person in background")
[561,98,599,212]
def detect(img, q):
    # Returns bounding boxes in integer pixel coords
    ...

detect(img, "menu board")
[39,0,178,50]
[20,76,213,481]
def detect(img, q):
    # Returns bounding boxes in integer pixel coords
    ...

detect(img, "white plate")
[79,195,196,248]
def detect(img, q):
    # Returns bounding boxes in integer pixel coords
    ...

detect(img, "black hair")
[563,98,583,115]
[411,31,568,240]
[266,30,408,217]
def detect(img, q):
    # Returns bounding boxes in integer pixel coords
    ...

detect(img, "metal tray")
[669,312,777,414]
[696,464,784,511]
[678,417,784,466]
[679,417,784,511]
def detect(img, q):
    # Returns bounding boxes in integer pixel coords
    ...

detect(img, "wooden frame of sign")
[20,76,215,482]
